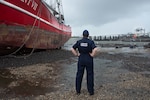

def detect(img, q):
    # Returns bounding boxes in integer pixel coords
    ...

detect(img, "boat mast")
[56,0,64,23]
[43,0,64,23]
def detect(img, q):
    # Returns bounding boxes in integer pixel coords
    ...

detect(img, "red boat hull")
[0,0,71,51]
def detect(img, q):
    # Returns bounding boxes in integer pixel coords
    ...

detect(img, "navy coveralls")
[72,37,96,94]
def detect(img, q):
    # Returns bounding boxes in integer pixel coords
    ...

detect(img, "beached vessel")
[0,0,71,55]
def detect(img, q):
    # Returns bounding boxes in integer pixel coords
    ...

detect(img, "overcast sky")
[62,0,150,36]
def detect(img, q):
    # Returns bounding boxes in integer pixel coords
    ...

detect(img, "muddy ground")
[0,48,150,100]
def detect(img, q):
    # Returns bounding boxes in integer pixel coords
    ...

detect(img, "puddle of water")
[7,80,56,96]
[94,58,129,85]
[0,68,57,97]
[139,71,150,77]
[0,69,15,88]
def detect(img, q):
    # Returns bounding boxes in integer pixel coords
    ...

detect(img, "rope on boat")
[5,2,43,58]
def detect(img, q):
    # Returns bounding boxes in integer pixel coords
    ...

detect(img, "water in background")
[63,37,150,54]
[62,37,81,50]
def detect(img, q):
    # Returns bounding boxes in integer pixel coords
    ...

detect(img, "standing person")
[71,30,98,95]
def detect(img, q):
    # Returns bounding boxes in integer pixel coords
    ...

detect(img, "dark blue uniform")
[72,37,96,95]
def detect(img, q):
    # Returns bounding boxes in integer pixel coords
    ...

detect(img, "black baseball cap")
[83,30,89,37]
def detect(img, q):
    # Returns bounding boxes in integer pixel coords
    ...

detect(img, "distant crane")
[135,28,145,36]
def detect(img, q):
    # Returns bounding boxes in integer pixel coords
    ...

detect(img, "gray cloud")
[64,0,150,26]
[62,0,150,35]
